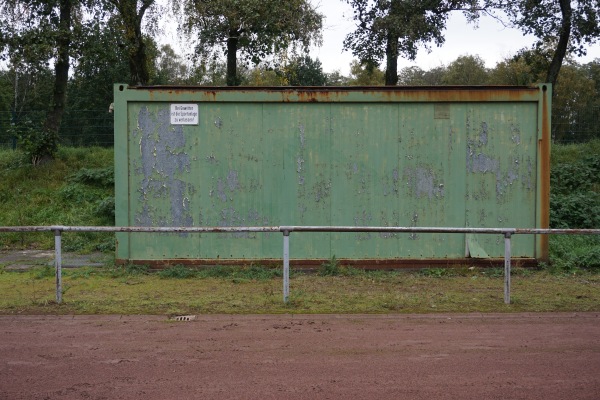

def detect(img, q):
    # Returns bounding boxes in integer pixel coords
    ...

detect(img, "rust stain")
[204,90,218,101]
[130,85,540,103]
[296,91,323,102]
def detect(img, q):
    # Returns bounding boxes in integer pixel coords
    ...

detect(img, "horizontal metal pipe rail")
[2,225,599,234]
[1,226,599,306]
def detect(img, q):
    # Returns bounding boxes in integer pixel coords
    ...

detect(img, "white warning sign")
[170,104,199,125]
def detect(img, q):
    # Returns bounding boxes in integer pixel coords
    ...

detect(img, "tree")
[325,70,350,86]
[348,60,385,85]
[280,56,327,86]
[551,63,596,142]
[244,67,283,86]
[65,16,130,146]
[0,56,55,118]
[187,58,228,86]
[442,54,489,84]
[69,16,130,110]
[398,65,446,85]
[155,44,189,85]
[488,57,535,85]
[344,0,482,85]
[44,0,74,139]
[583,59,600,108]
[0,0,84,162]
[108,0,157,85]
[489,0,600,87]
[178,0,323,86]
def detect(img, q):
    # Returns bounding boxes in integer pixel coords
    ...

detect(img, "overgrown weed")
[319,255,341,276]
[547,235,600,273]
[105,263,149,277]
[158,265,198,279]
[30,265,54,280]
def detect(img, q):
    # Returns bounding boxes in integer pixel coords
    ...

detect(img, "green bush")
[95,197,115,223]
[59,183,97,202]
[11,121,58,165]
[548,235,600,272]
[68,166,114,187]
[550,191,600,228]
[550,152,600,229]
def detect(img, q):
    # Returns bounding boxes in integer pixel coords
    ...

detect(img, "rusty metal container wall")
[114,85,551,265]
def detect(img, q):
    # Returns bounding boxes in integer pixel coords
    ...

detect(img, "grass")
[0,264,598,315]
[0,143,598,315]
[550,138,600,165]
[0,146,114,252]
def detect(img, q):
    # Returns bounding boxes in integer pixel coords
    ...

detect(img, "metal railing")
[1,225,599,306]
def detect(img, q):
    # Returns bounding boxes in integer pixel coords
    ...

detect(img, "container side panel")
[397,103,466,258]
[263,103,332,258]
[116,86,544,263]
[193,103,274,258]
[465,103,537,257]
[127,103,197,259]
[330,104,399,258]
[114,85,130,260]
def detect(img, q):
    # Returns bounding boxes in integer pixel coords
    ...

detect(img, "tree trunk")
[546,0,572,88]
[385,33,399,86]
[111,0,153,85]
[226,32,240,86]
[129,27,150,85]
[44,0,72,136]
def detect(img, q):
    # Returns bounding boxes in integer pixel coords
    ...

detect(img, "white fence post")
[283,230,290,303]
[54,229,62,304]
[504,232,512,305]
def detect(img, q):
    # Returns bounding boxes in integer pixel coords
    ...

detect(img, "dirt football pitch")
[1,313,599,399]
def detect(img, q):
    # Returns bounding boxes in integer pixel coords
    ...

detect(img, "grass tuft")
[319,255,341,276]
[158,265,198,279]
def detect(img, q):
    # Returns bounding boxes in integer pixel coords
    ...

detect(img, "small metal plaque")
[170,104,199,125]
[434,104,450,119]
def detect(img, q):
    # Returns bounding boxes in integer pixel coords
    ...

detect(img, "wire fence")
[0,106,598,150]
[552,106,600,143]
[0,110,114,149]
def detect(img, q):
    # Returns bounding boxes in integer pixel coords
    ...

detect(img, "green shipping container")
[114,84,551,266]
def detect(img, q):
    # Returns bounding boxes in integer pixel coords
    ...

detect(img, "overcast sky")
[309,0,600,75]
[158,0,600,75]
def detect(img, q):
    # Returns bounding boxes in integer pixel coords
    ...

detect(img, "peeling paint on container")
[114,85,551,265]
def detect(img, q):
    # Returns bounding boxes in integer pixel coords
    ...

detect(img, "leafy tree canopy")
[177,0,323,86]
[487,0,600,86]
[348,60,385,85]
[280,56,327,86]
[344,0,482,85]
[442,54,488,84]
[155,44,189,85]
[68,16,130,111]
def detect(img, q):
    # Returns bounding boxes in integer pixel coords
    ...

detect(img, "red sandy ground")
[1,313,599,400]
